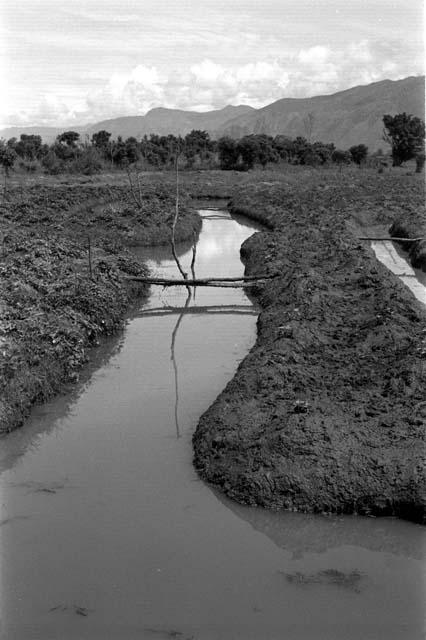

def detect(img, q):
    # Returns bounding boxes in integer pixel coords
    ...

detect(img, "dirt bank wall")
[193,173,426,523]
[0,183,201,434]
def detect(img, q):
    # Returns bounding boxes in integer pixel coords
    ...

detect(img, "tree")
[312,141,335,165]
[124,137,140,164]
[332,149,351,164]
[0,140,16,175]
[383,113,425,166]
[91,130,111,149]
[57,131,80,147]
[217,136,239,170]
[349,144,368,165]
[13,134,43,160]
[255,134,278,168]
[293,137,310,164]
[273,135,295,162]
[0,140,17,196]
[332,149,352,171]
[184,130,212,167]
[237,136,259,170]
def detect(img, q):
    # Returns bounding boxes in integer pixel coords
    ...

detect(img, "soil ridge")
[0,183,201,434]
[193,173,426,523]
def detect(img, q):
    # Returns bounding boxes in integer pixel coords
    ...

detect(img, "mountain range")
[1,76,424,151]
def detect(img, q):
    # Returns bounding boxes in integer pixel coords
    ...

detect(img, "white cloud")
[190,60,225,85]
[2,38,423,127]
[298,46,331,66]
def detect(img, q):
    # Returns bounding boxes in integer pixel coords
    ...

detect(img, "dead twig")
[171,152,190,292]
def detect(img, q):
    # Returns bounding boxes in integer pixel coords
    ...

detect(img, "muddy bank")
[193,173,426,523]
[2,182,201,246]
[0,183,201,434]
[389,211,426,271]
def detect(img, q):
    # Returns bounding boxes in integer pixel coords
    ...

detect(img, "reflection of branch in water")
[170,290,192,439]
[138,305,257,318]
[201,215,233,220]
[190,230,197,300]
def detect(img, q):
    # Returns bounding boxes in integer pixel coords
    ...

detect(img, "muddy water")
[0,211,425,640]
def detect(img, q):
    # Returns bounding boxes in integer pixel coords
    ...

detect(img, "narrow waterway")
[0,211,424,640]
[371,240,426,304]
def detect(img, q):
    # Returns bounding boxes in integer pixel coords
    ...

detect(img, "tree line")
[0,113,424,176]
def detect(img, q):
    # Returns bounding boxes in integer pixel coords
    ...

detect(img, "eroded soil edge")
[0,183,201,434]
[193,174,426,523]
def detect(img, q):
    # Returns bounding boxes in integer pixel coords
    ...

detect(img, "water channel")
[0,210,425,640]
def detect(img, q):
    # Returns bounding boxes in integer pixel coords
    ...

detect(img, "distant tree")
[124,137,140,164]
[273,135,295,162]
[184,130,212,167]
[383,113,425,166]
[293,137,311,164]
[349,144,368,165]
[57,131,80,147]
[13,134,43,160]
[312,141,335,164]
[0,140,16,176]
[73,146,104,174]
[332,149,351,165]
[91,130,111,149]
[256,134,278,168]
[217,136,239,170]
[41,149,62,174]
[0,140,17,195]
[237,136,259,170]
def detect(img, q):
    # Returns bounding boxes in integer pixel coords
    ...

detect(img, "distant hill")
[0,126,67,144]
[1,76,424,150]
[83,105,255,140]
[217,76,425,150]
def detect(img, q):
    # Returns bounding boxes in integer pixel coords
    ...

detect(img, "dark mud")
[193,172,426,523]
[0,182,200,434]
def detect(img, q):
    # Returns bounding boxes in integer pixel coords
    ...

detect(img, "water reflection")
[169,290,192,438]
[216,491,425,561]
[136,304,257,318]
[0,330,127,475]
[1,208,424,640]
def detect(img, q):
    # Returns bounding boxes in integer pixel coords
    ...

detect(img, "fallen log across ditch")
[358,236,424,242]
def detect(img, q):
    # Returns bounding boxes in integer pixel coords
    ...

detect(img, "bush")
[42,150,62,175]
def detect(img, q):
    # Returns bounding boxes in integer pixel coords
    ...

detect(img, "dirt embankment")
[389,211,426,271]
[0,183,201,434]
[193,172,426,523]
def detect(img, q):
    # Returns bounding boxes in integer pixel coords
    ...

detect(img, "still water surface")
[0,211,424,640]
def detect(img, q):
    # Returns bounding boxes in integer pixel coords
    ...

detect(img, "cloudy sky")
[0,0,424,127]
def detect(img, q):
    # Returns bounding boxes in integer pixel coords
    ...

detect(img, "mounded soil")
[193,170,426,523]
[0,181,200,434]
